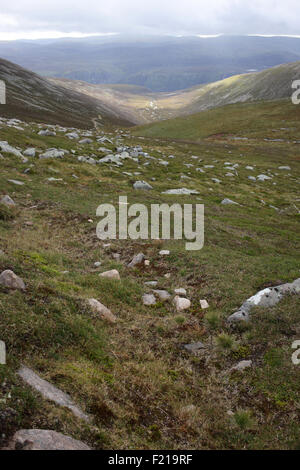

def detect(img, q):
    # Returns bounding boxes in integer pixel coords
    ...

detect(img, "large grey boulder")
[0,195,16,207]
[5,429,91,450]
[18,366,90,422]
[38,129,56,137]
[228,278,300,323]
[0,270,25,290]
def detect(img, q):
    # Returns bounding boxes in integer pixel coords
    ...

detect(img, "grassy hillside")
[133,99,300,141]
[0,102,299,449]
[0,58,134,128]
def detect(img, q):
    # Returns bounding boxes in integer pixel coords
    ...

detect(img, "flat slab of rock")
[228,278,300,323]
[18,366,90,422]
[162,188,199,195]
[99,269,120,280]
[87,298,117,323]
[5,429,91,450]
[0,270,25,290]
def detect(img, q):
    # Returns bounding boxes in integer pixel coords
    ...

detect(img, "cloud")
[0,0,299,39]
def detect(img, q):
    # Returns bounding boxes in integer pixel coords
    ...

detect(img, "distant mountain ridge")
[1,35,300,92]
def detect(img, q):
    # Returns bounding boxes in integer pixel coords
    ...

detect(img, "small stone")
[184,341,205,352]
[174,288,187,296]
[200,299,209,309]
[99,269,120,280]
[159,250,170,256]
[8,179,24,186]
[221,198,239,206]
[94,261,101,267]
[133,181,153,190]
[173,296,191,311]
[231,360,252,372]
[143,293,156,306]
[128,253,145,268]
[0,270,25,290]
[144,259,150,266]
[23,148,36,157]
[87,298,117,323]
[144,281,158,287]
[152,290,171,301]
[164,273,171,279]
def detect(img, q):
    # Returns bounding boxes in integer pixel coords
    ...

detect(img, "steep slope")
[0,58,134,128]
[52,61,300,124]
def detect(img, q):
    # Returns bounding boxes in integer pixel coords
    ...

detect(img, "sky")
[0,0,299,40]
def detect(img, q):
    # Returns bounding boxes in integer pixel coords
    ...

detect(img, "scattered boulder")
[143,293,156,306]
[0,141,27,162]
[144,281,158,287]
[87,298,117,323]
[0,195,16,207]
[128,253,145,268]
[231,360,252,372]
[133,181,153,190]
[38,129,56,137]
[8,179,24,186]
[174,288,187,296]
[257,174,272,182]
[173,296,191,312]
[18,366,90,422]
[23,148,36,157]
[278,166,291,171]
[159,250,170,256]
[184,341,206,353]
[4,429,91,450]
[39,149,65,159]
[162,188,199,195]
[221,199,240,206]
[99,269,120,280]
[152,290,171,301]
[0,270,25,290]
[65,132,79,140]
[79,138,93,144]
[200,299,209,309]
